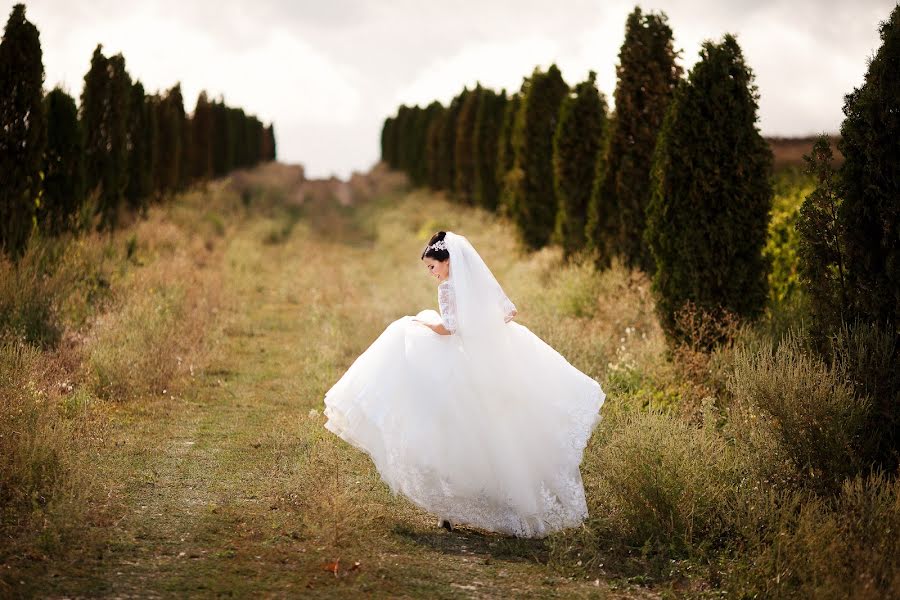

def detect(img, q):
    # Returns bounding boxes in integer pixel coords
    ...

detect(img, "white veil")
[443,231,511,342]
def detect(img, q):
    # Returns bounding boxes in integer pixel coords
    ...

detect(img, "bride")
[323,231,605,538]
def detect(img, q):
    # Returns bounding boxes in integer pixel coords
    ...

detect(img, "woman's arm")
[411,318,452,335]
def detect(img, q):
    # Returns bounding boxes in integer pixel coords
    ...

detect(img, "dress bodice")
[437,279,517,334]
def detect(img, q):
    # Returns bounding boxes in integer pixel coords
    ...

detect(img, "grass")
[3,160,896,598]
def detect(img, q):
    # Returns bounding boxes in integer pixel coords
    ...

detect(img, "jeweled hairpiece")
[428,239,448,252]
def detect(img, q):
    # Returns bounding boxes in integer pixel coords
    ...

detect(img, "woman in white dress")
[323,231,605,538]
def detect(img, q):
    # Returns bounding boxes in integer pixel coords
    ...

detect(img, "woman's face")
[422,256,450,282]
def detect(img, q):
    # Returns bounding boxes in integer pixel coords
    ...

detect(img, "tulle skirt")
[322,309,605,538]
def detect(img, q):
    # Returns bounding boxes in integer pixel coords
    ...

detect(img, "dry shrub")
[578,411,736,561]
[725,328,870,494]
[276,411,390,550]
[0,340,107,551]
[724,472,900,599]
[84,252,220,402]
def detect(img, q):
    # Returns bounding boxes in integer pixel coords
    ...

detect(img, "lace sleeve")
[438,282,458,334]
[502,295,517,321]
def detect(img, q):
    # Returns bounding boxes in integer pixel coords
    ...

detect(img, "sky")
[8,0,895,179]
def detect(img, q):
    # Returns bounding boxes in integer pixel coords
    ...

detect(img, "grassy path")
[30,189,652,599]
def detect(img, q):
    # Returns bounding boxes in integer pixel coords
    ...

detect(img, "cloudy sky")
[10,0,895,179]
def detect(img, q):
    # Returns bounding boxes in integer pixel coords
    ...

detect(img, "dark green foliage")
[0,3,46,257]
[154,83,185,196]
[435,90,468,192]
[645,35,773,347]
[393,105,414,173]
[210,97,233,177]
[408,103,441,187]
[553,71,608,259]
[589,7,681,271]
[835,4,900,334]
[797,7,900,473]
[380,116,396,166]
[126,81,155,213]
[797,137,848,341]
[190,90,213,183]
[495,93,520,218]
[454,84,482,204]
[472,89,506,211]
[41,87,84,234]
[264,123,276,161]
[81,45,131,230]
[425,106,446,189]
[510,65,568,249]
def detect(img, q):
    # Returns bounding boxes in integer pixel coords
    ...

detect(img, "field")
[2,159,896,599]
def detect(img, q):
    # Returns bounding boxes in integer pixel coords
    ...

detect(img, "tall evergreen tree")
[454,84,482,204]
[496,93,521,219]
[553,71,608,259]
[210,98,232,177]
[510,64,568,249]
[645,34,773,347]
[265,123,277,161]
[380,116,396,166]
[42,87,84,234]
[409,101,442,187]
[190,90,214,182]
[436,89,468,192]
[589,7,681,271]
[835,3,900,333]
[0,3,46,257]
[126,80,154,213]
[155,83,184,195]
[425,107,446,189]
[82,45,131,230]
[472,88,507,211]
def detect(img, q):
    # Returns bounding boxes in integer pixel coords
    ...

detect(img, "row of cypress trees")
[381,6,764,346]
[0,3,277,259]
[382,3,898,358]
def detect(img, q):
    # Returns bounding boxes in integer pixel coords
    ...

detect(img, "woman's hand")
[413,318,451,335]
[504,309,518,323]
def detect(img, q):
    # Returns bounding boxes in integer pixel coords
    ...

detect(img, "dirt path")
[32,194,652,599]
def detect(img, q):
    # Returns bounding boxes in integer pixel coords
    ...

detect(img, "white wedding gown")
[323,274,605,538]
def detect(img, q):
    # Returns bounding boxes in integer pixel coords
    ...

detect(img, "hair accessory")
[428,239,448,252]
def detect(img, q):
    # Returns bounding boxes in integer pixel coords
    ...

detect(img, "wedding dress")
[322,232,605,538]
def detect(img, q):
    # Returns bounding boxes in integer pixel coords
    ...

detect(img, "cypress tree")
[835,3,900,332]
[437,89,468,192]
[380,116,396,166]
[553,71,608,259]
[510,64,568,249]
[472,88,507,212]
[266,123,277,161]
[589,7,681,271]
[155,83,184,195]
[496,93,521,219]
[190,90,214,182]
[0,3,46,257]
[425,107,446,189]
[210,98,233,177]
[82,46,131,230]
[393,105,414,173]
[645,34,773,347]
[454,84,482,204]
[41,87,84,234]
[126,80,154,213]
[410,102,442,187]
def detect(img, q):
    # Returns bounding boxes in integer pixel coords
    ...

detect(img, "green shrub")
[584,411,735,557]
[645,34,773,348]
[725,328,870,493]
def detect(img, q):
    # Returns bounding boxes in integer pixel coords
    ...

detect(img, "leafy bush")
[725,328,870,494]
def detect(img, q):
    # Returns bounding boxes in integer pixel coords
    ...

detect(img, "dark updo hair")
[420,231,449,261]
